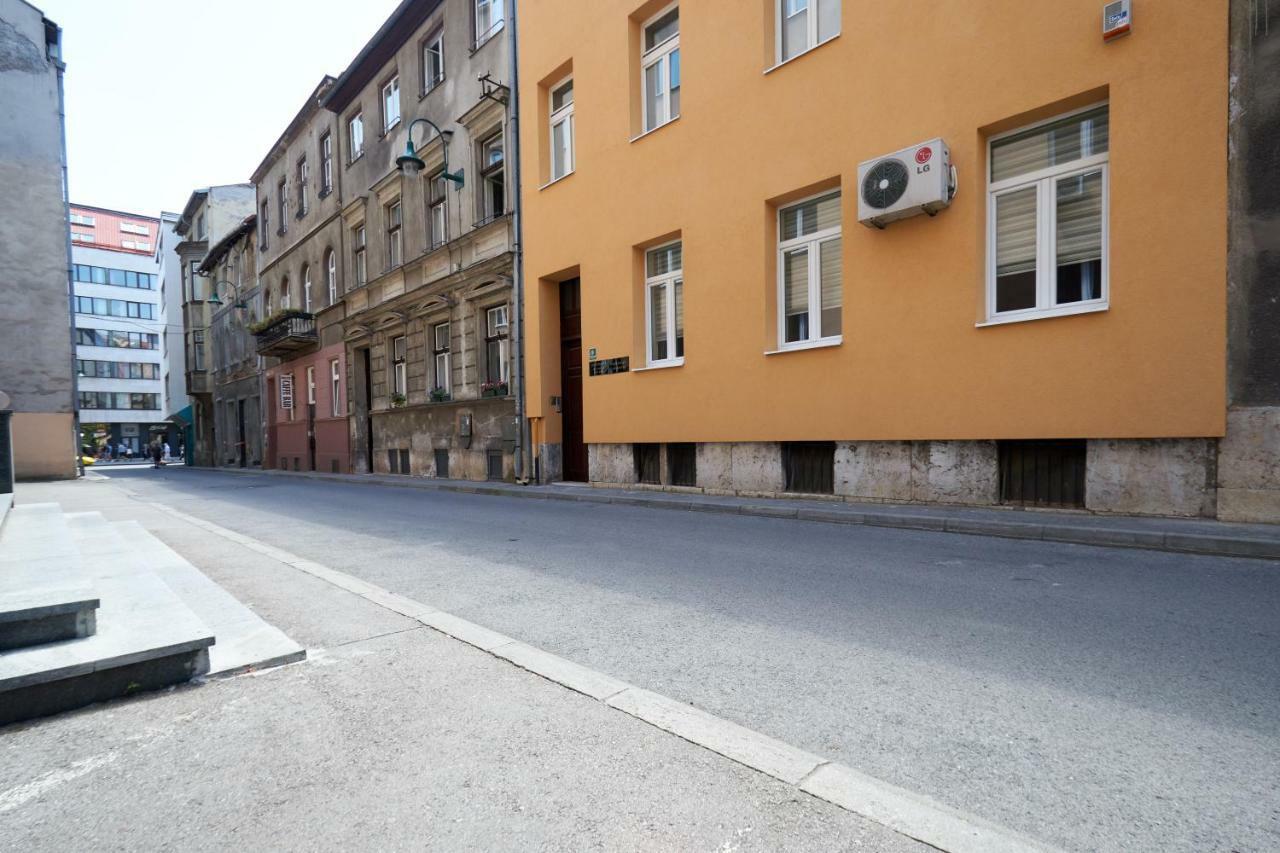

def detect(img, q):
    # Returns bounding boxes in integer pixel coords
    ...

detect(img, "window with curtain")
[386,200,402,269]
[391,335,407,396]
[382,76,401,132]
[988,105,1108,319]
[549,77,574,179]
[475,0,504,47]
[429,171,448,249]
[302,265,312,312]
[645,241,683,366]
[424,31,445,93]
[779,0,840,63]
[642,6,680,133]
[485,305,509,385]
[778,191,841,347]
[432,322,451,394]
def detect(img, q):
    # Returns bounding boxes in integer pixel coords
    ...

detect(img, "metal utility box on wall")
[857,138,955,229]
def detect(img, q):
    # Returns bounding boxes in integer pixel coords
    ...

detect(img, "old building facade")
[200,215,264,468]
[174,185,255,466]
[514,0,1273,520]
[319,0,519,480]
[252,77,352,474]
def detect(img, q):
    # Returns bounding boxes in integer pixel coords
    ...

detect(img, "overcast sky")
[37,0,402,217]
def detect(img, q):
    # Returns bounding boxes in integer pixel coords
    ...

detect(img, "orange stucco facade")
[518,1,1229,453]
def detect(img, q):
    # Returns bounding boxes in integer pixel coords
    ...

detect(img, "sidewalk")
[202,467,1280,561]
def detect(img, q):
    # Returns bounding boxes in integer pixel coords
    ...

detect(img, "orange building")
[514,1,1262,518]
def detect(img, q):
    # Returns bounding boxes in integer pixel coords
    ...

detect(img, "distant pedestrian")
[178,443,185,462]
[125,446,133,462]
[163,441,171,461]
[150,438,163,468]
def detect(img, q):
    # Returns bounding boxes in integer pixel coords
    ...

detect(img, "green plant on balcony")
[429,387,450,403]
[480,380,509,398]
[248,308,312,335]
[390,393,407,408]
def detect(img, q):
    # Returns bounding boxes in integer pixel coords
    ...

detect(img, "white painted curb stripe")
[149,501,1061,853]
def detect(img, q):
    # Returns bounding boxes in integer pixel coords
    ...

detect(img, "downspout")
[50,23,79,477]
[507,0,531,483]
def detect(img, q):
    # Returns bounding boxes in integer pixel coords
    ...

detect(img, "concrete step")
[0,586,98,651]
[65,513,304,676]
[0,508,215,727]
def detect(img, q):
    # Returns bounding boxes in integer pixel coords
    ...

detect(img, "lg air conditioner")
[857,138,955,229]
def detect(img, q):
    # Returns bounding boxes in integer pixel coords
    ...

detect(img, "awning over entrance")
[167,405,193,428]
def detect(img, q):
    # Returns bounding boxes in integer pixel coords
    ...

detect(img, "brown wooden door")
[559,278,587,481]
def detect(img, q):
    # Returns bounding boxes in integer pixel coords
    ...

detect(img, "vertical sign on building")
[280,374,294,411]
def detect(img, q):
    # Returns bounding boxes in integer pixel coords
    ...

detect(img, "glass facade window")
[74,296,156,320]
[73,265,157,289]
[77,391,160,410]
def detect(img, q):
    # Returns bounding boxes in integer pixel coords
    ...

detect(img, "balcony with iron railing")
[252,310,318,358]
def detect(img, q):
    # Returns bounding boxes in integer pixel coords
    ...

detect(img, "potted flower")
[429,386,450,403]
[390,392,407,408]
[481,380,509,398]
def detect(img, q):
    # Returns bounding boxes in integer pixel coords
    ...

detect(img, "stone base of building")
[585,429,1280,523]
[371,398,518,482]
[11,412,76,481]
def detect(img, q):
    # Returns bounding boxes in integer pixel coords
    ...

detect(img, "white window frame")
[549,76,575,180]
[306,366,316,405]
[984,102,1110,325]
[321,133,333,193]
[280,278,291,311]
[475,0,504,47]
[297,157,309,215]
[644,241,684,368]
[641,4,680,133]
[348,112,365,161]
[775,0,840,65]
[424,31,445,93]
[354,226,367,286]
[382,75,401,132]
[432,321,451,395]
[429,171,448,248]
[326,250,337,304]
[776,190,842,350]
[331,359,342,417]
[387,200,403,269]
[480,132,505,220]
[303,266,312,312]
[391,335,407,397]
[485,305,510,385]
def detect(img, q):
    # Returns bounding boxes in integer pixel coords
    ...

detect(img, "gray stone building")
[173,184,254,466]
[0,0,74,481]
[250,76,352,474]
[320,0,518,479]
[1224,0,1280,523]
[199,214,264,468]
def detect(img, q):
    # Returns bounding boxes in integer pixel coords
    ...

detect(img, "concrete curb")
[172,467,1280,562]
[148,500,1062,853]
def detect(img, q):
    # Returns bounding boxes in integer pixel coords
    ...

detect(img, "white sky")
[36,0,403,217]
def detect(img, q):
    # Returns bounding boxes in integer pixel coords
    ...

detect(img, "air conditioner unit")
[857,138,955,229]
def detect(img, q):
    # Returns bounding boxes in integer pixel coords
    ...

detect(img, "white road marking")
[148,501,1059,853]
[0,752,118,813]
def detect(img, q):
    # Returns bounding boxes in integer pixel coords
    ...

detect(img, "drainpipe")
[50,23,80,477]
[507,0,531,484]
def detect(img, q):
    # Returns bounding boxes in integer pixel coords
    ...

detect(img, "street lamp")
[207,279,249,323]
[397,117,465,186]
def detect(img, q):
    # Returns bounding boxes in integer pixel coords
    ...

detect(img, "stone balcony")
[253,311,318,358]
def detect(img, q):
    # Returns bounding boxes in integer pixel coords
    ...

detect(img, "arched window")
[281,277,290,311]
[302,265,312,312]
[264,288,273,317]
[325,249,337,305]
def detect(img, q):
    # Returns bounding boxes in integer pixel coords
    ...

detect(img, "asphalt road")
[105,468,1280,852]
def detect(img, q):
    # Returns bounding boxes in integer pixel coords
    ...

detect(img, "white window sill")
[763,34,841,75]
[975,302,1109,328]
[765,336,842,356]
[538,170,575,191]
[632,359,684,372]
[630,115,680,144]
